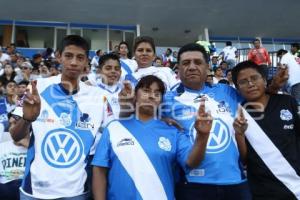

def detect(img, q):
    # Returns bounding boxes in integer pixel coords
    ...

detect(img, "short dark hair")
[177,43,209,63]
[253,38,261,44]
[98,53,120,68]
[218,79,230,85]
[118,41,129,50]
[291,43,300,50]
[231,61,266,88]
[118,41,131,58]
[226,69,232,76]
[58,35,89,57]
[18,80,29,86]
[277,49,288,57]
[135,75,166,97]
[133,36,156,54]
[5,80,16,87]
[226,41,232,46]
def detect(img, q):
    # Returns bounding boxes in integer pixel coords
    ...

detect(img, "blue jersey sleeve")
[92,128,111,168]
[176,131,193,171]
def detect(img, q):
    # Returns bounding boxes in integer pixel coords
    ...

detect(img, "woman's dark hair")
[231,61,266,88]
[135,75,165,97]
[133,36,156,54]
[118,41,131,58]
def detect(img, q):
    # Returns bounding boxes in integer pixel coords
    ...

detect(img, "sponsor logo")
[117,138,134,147]
[37,110,55,123]
[75,113,94,130]
[59,112,72,126]
[283,124,294,130]
[216,101,231,114]
[194,94,208,103]
[189,118,231,153]
[41,128,84,168]
[280,109,293,121]
[189,169,205,177]
[0,113,8,122]
[158,137,171,151]
[33,181,50,188]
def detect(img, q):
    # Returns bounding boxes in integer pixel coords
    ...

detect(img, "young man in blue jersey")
[10,35,113,200]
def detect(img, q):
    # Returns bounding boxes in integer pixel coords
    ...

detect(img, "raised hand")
[118,81,135,117]
[23,80,41,122]
[194,99,213,137]
[233,105,248,135]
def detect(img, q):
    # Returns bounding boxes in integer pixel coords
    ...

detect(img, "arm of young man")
[10,81,40,142]
[92,167,107,200]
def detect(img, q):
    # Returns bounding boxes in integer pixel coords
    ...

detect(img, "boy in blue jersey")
[10,35,113,200]
[92,75,215,200]
[86,53,122,119]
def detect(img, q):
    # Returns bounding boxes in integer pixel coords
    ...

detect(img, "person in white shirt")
[118,41,137,80]
[0,47,11,68]
[10,35,113,200]
[277,49,300,104]
[219,41,238,69]
[86,53,122,118]
[90,49,103,73]
[125,36,178,90]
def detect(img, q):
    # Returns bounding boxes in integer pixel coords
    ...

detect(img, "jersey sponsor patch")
[41,128,84,168]
[117,138,135,147]
[280,109,293,121]
[37,110,55,123]
[189,169,205,177]
[158,137,171,152]
[75,113,95,130]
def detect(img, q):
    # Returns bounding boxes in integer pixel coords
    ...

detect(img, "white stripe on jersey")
[244,110,300,198]
[108,122,168,200]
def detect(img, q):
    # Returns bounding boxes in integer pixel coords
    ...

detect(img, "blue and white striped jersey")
[92,118,192,200]
[21,75,113,199]
[163,83,246,185]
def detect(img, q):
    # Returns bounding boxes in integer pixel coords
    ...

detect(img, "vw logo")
[41,128,84,168]
[189,118,231,154]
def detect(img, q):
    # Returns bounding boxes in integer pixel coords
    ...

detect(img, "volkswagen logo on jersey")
[280,109,293,121]
[41,128,84,168]
[189,118,231,153]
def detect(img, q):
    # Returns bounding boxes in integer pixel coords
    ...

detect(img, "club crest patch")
[158,137,171,151]
[280,109,293,121]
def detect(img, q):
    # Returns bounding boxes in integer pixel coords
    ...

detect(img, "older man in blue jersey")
[161,43,251,200]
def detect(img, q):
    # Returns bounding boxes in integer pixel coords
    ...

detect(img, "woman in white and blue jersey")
[92,75,213,200]
[125,36,179,90]
[118,41,138,81]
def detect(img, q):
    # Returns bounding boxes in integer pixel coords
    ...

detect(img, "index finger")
[123,81,132,92]
[238,105,245,120]
[198,98,206,116]
[30,80,38,95]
